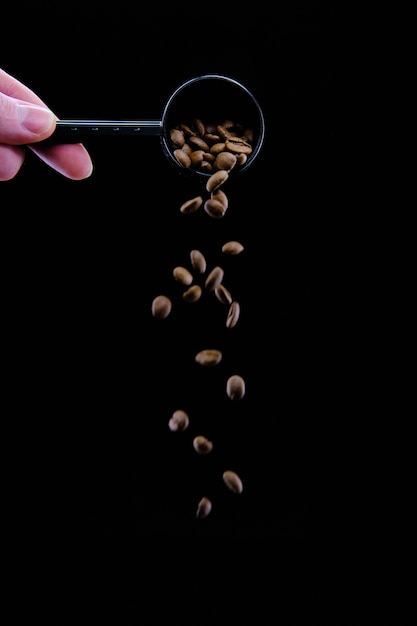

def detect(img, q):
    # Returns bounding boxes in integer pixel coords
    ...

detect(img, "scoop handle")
[49,119,163,141]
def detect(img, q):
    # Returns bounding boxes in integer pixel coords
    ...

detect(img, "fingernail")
[18,104,55,134]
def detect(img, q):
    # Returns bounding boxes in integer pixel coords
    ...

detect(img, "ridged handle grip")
[49,119,163,141]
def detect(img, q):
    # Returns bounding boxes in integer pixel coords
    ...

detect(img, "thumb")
[0,92,56,145]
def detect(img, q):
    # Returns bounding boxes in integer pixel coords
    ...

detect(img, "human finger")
[29,143,93,180]
[0,144,26,181]
[0,68,48,107]
[0,90,57,145]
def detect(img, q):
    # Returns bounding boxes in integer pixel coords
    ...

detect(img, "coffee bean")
[179,196,203,214]
[168,409,190,432]
[213,151,237,172]
[190,249,207,274]
[193,118,206,136]
[226,301,240,328]
[243,128,254,144]
[173,148,191,169]
[195,349,222,366]
[222,470,243,494]
[200,160,213,173]
[179,123,193,136]
[193,435,213,455]
[183,284,202,302]
[210,142,226,155]
[226,374,246,400]
[189,150,205,169]
[151,295,172,319]
[204,266,224,290]
[189,135,210,152]
[221,240,244,255]
[211,188,228,210]
[214,284,233,305]
[196,496,212,519]
[181,143,192,156]
[203,197,227,219]
[224,138,253,155]
[170,128,185,148]
[173,266,193,285]
[206,170,229,193]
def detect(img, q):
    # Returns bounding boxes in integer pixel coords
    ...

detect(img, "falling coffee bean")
[226,374,246,400]
[168,409,190,432]
[196,497,212,519]
[223,470,243,494]
[193,435,213,455]
[195,349,223,366]
[151,295,172,319]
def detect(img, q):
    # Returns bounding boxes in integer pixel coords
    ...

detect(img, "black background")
[1,3,338,539]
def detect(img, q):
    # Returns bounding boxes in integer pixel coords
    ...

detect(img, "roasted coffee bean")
[226,374,246,400]
[190,249,207,274]
[200,160,213,173]
[189,149,205,168]
[183,284,202,302]
[179,123,193,136]
[168,409,190,432]
[221,240,244,255]
[206,170,229,193]
[173,148,191,169]
[193,435,213,455]
[182,143,192,156]
[216,124,232,139]
[223,470,243,494]
[196,496,212,519]
[218,125,248,140]
[173,266,193,285]
[203,152,215,164]
[189,135,210,152]
[243,127,254,143]
[210,142,227,155]
[221,119,238,131]
[170,128,185,148]
[204,132,220,144]
[151,295,172,319]
[225,138,253,155]
[180,195,203,214]
[215,284,233,305]
[204,266,224,290]
[226,301,240,328]
[193,118,206,136]
[204,121,217,134]
[195,349,222,366]
[211,188,228,210]
[213,151,237,172]
[190,149,213,169]
[204,197,227,219]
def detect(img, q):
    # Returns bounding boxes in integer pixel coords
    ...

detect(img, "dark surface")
[2,4,337,538]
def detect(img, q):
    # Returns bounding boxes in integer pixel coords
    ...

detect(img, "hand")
[0,67,93,181]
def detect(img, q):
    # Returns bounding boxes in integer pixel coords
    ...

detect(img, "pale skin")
[0,67,93,182]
